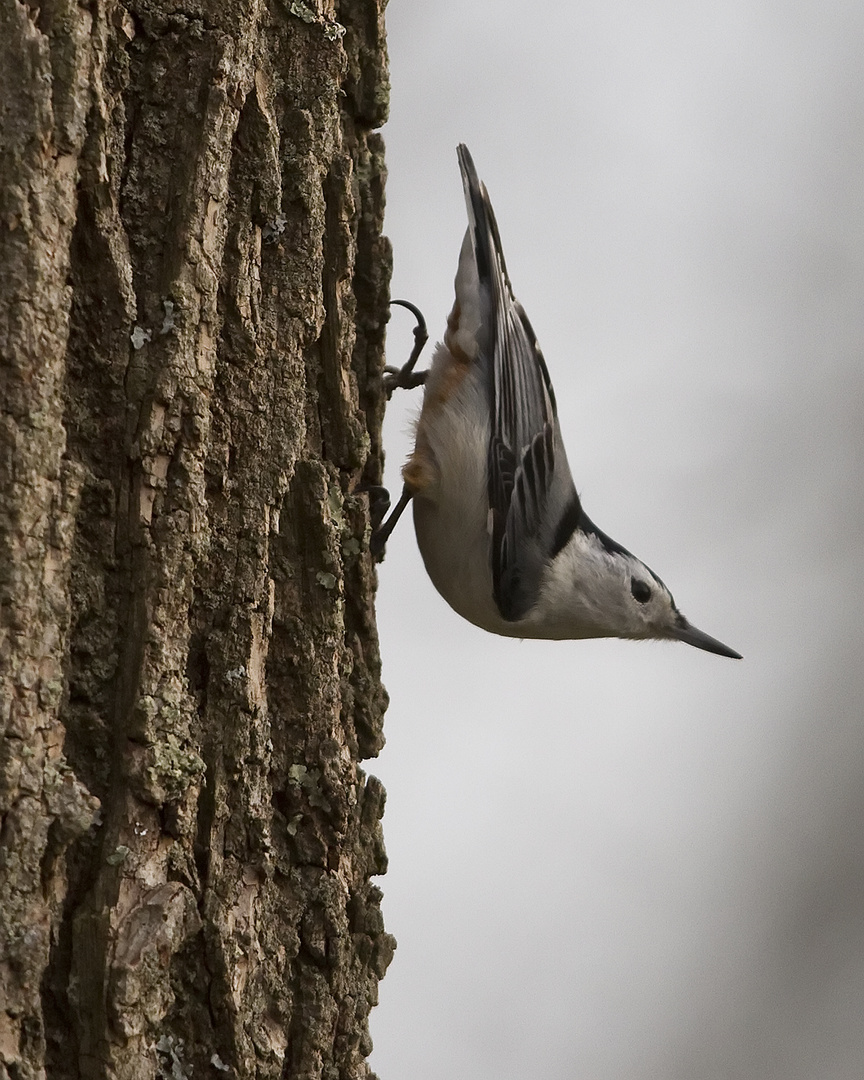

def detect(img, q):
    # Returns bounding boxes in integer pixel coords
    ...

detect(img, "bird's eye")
[630,577,652,604]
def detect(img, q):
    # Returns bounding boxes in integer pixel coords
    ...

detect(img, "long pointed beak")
[671,617,742,659]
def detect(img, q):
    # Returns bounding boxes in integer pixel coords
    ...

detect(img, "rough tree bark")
[0,0,394,1076]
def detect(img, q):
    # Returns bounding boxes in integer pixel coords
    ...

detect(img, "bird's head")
[623,560,742,658]
[540,532,742,658]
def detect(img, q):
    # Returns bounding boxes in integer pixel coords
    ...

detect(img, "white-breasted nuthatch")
[374,145,741,659]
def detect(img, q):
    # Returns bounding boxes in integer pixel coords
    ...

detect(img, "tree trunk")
[0,0,394,1076]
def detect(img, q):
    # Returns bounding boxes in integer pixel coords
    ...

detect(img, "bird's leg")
[383,299,429,398]
[370,484,413,558]
[370,301,425,556]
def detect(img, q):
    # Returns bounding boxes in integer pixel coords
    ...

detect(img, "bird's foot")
[383,299,429,398]
[369,484,413,559]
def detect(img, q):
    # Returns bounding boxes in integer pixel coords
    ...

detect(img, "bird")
[373,144,741,659]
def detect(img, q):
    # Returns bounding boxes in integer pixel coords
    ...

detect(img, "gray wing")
[457,145,581,621]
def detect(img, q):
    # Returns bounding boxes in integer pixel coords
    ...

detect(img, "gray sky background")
[367,3,864,1078]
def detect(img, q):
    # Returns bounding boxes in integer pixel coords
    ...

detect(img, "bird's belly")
[407,369,515,634]
[411,493,513,635]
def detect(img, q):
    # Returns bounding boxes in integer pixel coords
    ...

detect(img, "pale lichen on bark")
[0,0,394,1077]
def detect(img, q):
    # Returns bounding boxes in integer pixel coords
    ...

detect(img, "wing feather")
[457,145,580,620]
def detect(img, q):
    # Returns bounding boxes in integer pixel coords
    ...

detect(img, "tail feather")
[456,144,514,312]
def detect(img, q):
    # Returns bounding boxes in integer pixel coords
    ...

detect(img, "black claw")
[384,300,430,397]
[390,298,427,329]
[365,485,392,532]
